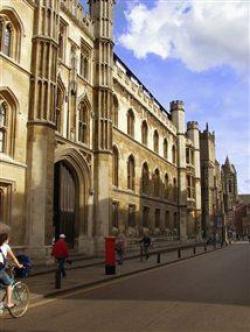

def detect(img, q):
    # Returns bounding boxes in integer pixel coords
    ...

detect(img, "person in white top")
[0,233,23,309]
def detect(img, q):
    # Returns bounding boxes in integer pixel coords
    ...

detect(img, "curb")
[30,245,227,304]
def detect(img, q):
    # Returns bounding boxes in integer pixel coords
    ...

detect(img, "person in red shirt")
[52,234,69,277]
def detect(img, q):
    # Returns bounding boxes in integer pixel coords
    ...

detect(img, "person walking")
[139,233,152,260]
[51,234,69,277]
[115,233,127,265]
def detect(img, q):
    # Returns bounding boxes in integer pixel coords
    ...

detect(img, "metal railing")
[140,241,229,265]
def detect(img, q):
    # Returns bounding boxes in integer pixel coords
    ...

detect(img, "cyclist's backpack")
[0,248,7,270]
[14,255,32,278]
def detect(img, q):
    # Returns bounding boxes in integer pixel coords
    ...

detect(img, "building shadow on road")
[64,244,250,307]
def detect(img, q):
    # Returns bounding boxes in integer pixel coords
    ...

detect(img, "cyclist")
[0,232,23,309]
[139,233,152,260]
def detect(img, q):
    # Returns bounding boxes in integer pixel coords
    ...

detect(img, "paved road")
[2,244,250,332]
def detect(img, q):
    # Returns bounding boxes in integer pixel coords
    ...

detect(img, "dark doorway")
[54,161,77,248]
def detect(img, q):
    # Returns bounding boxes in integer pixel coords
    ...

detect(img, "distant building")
[200,125,225,240]
[234,195,250,237]
[222,157,238,236]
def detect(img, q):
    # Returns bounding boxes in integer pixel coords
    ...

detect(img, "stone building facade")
[200,125,238,240]
[221,157,238,234]
[0,0,235,257]
[200,125,224,239]
[234,195,250,237]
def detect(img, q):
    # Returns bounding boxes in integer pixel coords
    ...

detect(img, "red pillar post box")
[105,236,116,275]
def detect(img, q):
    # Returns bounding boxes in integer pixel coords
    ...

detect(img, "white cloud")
[119,0,249,74]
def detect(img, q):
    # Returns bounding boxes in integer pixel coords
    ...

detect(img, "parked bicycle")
[0,264,30,318]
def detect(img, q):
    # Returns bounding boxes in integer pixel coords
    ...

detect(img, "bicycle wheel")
[0,288,6,302]
[9,282,30,318]
[0,288,6,316]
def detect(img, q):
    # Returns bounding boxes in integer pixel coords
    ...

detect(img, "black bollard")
[193,247,196,255]
[55,269,61,289]
[157,253,161,264]
[178,248,181,258]
[140,246,143,262]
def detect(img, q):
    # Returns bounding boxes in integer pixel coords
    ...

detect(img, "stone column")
[187,121,202,240]
[26,1,60,257]
[170,100,187,241]
[90,0,115,250]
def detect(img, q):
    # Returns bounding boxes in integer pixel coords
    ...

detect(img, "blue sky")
[82,0,250,193]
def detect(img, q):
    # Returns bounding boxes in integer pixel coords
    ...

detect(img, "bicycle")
[139,243,151,261]
[0,265,30,318]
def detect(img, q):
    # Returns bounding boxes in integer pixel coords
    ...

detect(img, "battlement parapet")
[200,130,215,142]
[170,100,184,111]
[61,0,93,36]
[113,59,177,135]
[187,121,199,130]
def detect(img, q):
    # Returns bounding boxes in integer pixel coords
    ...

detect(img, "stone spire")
[225,156,230,165]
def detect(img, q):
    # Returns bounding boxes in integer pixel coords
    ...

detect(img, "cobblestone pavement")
[1,244,249,331]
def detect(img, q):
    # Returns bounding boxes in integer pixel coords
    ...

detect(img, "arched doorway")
[54,161,78,247]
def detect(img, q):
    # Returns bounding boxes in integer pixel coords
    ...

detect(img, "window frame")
[163,138,168,159]
[77,100,89,145]
[128,204,136,228]
[153,130,159,154]
[112,146,119,187]
[127,109,135,138]
[127,155,135,191]
[141,120,148,146]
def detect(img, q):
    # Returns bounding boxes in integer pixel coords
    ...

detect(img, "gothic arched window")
[173,177,177,200]
[0,101,7,153]
[141,120,148,146]
[55,81,64,134]
[80,55,89,79]
[173,212,178,231]
[0,10,22,61]
[163,138,168,159]
[78,101,89,145]
[153,169,160,197]
[71,46,77,70]
[112,146,119,187]
[58,22,66,60]
[142,162,149,194]
[3,24,12,57]
[127,109,134,138]
[187,175,191,198]
[153,130,159,154]
[0,92,16,156]
[127,155,135,190]
[172,145,176,164]
[191,149,194,164]
[112,95,118,127]
[164,173,169,199]
[83,57,89,79]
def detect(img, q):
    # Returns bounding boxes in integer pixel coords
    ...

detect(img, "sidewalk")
[26,244,223,305]
[29,239,184,276]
